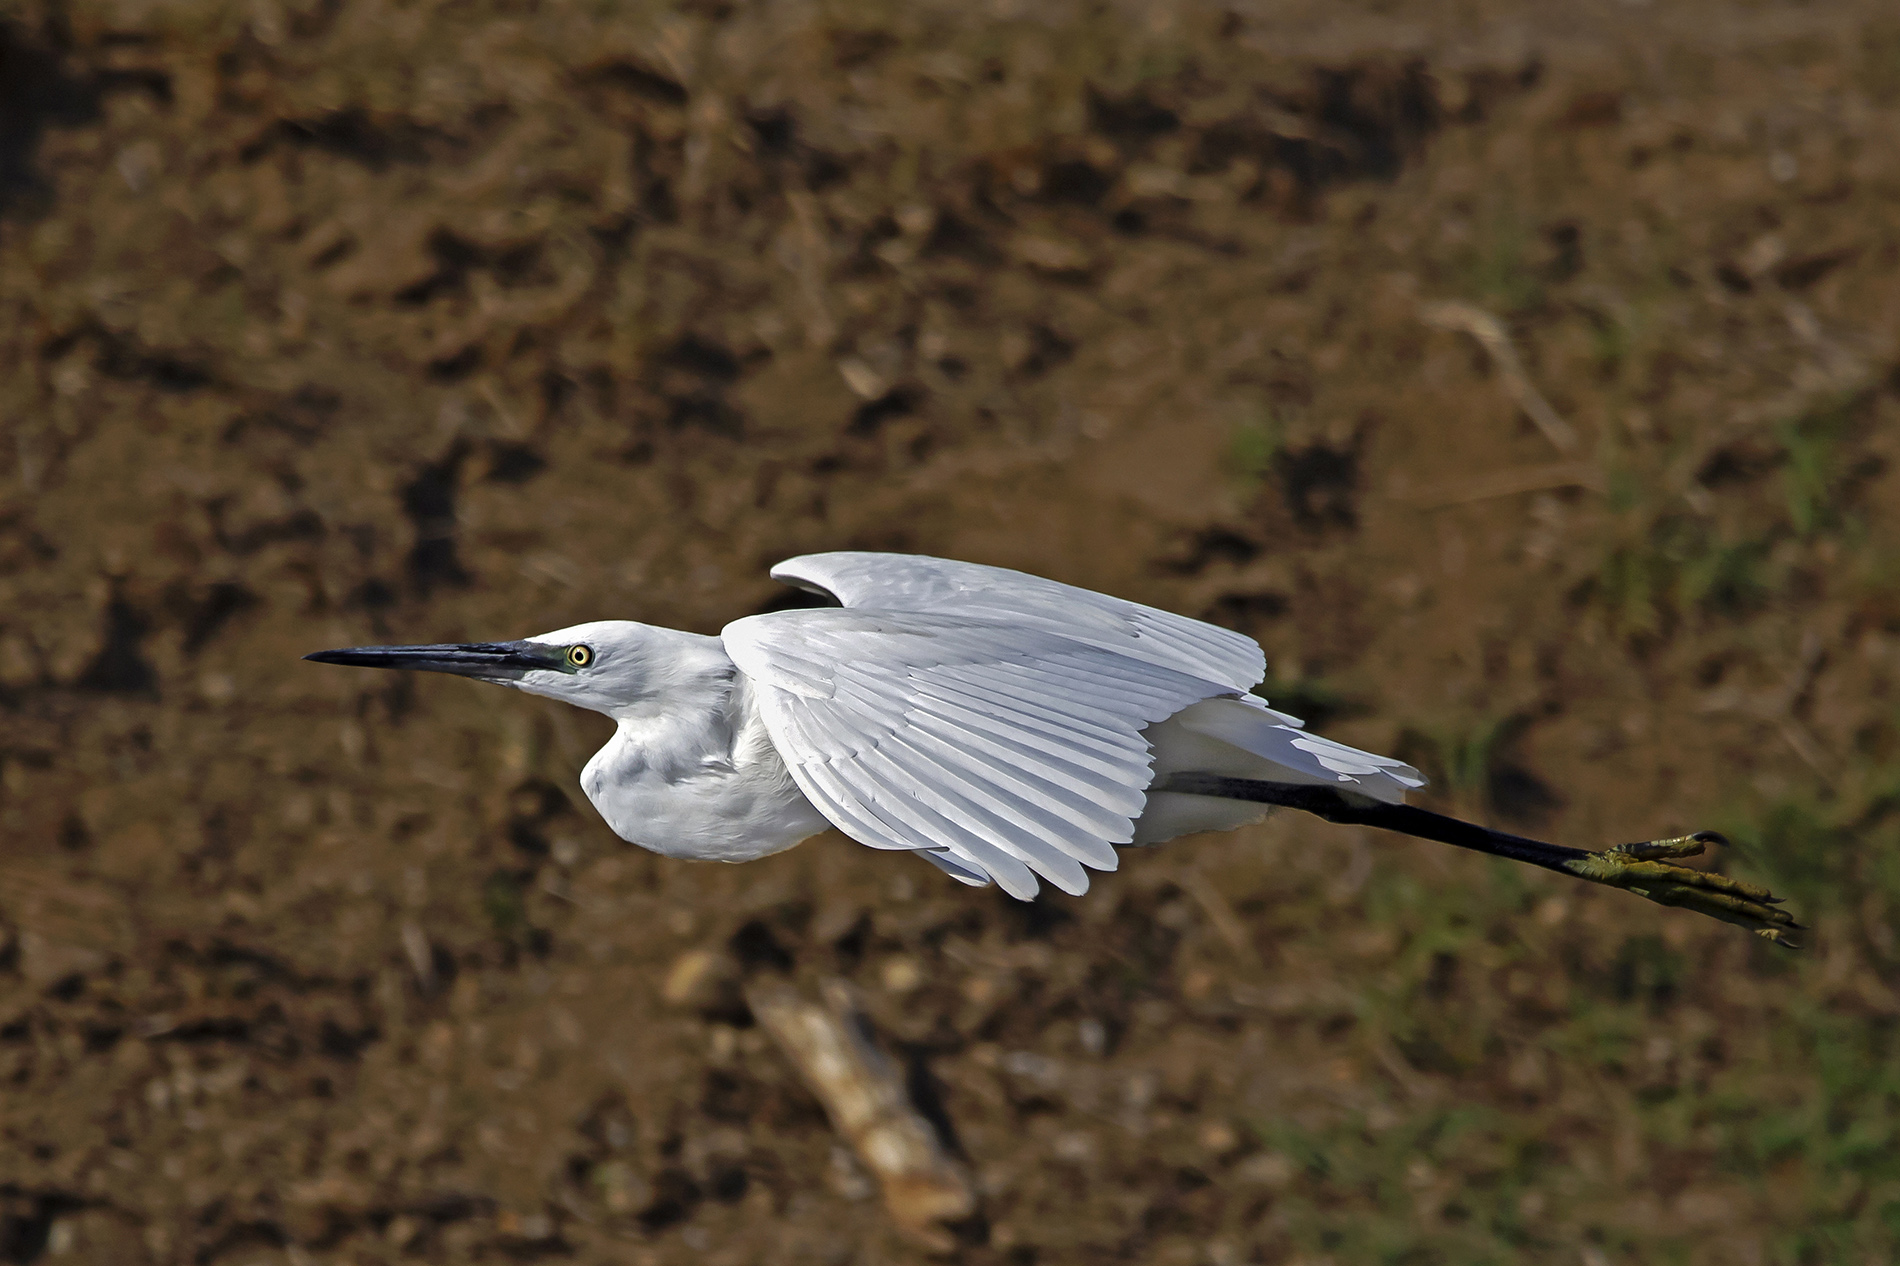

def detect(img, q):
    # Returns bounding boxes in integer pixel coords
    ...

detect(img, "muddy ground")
[3,1,1900,1262]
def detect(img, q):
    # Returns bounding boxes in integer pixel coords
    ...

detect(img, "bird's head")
[305,620,691,718]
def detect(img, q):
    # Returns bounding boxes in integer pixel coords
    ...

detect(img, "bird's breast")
[580,727,830,862]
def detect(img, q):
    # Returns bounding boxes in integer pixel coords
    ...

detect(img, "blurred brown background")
[3,1,1899,1262]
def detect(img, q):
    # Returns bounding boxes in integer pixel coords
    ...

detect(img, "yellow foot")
[1562,832,1802,947]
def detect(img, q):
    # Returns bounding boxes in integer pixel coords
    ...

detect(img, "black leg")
[1156,774,1802,945]
[1158,774,1594,873]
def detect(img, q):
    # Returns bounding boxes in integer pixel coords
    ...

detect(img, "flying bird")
[306,552,1797,943]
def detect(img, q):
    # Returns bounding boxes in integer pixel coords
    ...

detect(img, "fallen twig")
[1694,630,1834,787]
[1396,460,1605,509]
[1178,869,1263,967]
[1421,300,1579,455]
[746,977,975,1249]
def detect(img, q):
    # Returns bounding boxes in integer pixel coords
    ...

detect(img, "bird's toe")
[1563,835,1803,947]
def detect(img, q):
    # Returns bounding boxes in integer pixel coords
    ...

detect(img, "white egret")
[306,552,1797,943]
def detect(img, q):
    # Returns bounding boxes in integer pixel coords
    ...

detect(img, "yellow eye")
[567,644,593,668]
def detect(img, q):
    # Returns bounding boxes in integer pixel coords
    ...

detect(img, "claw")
[1563,833,1803,947]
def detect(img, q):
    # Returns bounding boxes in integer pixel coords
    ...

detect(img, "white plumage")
[308,552,1424,899]
[306,552,1803,941]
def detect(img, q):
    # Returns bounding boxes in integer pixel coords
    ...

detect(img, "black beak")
[303,641,565,680]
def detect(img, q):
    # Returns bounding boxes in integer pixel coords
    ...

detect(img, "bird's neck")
[606,636,740,779]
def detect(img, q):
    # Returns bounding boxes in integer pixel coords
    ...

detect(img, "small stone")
[836,357,887,400]
[1010,233,1092,274]
[1235,1152,1295,1188]
[660,948,738,1009]
[879,955,923,994]
[1052,1131,1096,1163]
[593,1159,650,1214]
[1198,1119,1240,1156]
[961,975,998,1006]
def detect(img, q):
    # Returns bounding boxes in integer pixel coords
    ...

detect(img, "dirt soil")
[4,1,1900,1263]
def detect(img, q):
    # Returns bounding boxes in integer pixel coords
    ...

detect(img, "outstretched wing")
[722,607,1229,899]
[770,552,1265,694]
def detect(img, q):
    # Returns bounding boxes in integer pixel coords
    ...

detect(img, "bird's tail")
[1134,695,1425,846]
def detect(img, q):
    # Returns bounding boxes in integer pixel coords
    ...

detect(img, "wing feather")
[770,552,1264,692]
[849,743,1093,895]
[802,740,1047,899]
[899,711,1142,835]
[880,727,1125,865]
[937,836,1041,900]
[905,680,1152,800]
[788,736,930,853]
[920,848,996,887]
[1175,695,1425,802]
[907,676,1145,769]
[724,606,1229,897]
